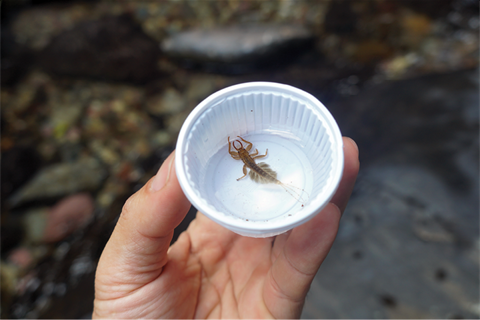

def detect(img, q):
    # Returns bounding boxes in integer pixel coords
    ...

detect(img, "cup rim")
[175,81,344,236]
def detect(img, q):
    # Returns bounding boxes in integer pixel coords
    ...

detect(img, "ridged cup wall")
[176,82,343,237]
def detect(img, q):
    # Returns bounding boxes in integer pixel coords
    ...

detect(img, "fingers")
[264,203,341,318]
[331,137,360,213]
[95,151,191,297]
[264,136,358,318]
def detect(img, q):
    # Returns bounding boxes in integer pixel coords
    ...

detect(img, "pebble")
[22,193,94,243]
[42,193,94,243]
[7,247,34,269]
[9,158,106,207]
[161,24,314,73]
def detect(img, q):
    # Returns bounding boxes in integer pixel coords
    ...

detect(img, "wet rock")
[303,165,479,319]
[330,68,479,172]
[39,14,161,83]
[302,69,479,319]
[161,24,315,73]
[9,158,106,207]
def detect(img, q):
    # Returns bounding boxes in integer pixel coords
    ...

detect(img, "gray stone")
[9,158,106,207]
[161,24,314,73]
[302,68,479,319]
[302,165,479,319]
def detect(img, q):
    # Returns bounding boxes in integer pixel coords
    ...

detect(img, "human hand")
[93,137,359,319]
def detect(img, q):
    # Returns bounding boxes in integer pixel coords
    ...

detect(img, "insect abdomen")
[238,149,278,184]
[249,162,279,184]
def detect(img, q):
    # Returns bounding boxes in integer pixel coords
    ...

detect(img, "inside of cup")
[183,88,337,224]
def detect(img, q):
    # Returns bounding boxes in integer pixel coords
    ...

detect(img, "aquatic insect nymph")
[227,136,308,203]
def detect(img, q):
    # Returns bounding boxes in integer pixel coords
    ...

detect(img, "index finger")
[331,137,360,213]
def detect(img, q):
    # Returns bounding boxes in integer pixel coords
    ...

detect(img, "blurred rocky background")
[1,0,478,318]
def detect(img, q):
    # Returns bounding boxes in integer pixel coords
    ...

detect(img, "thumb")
[95,151,191,298]
[264,203,341,318]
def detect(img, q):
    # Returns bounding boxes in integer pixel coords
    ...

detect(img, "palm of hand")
[100,213,308,319]
[161,215,276,319]
[164,213,308,319]
[95,209,337,319]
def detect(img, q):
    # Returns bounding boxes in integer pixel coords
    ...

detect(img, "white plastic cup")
[175,82,343,237]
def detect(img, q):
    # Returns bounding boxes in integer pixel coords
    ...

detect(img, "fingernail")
[150,154,175,192]
[345,137,359,154]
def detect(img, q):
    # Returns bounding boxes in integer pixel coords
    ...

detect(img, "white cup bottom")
[204,133,313,222]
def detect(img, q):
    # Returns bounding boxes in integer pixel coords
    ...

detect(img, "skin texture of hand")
[93,137,359,319]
